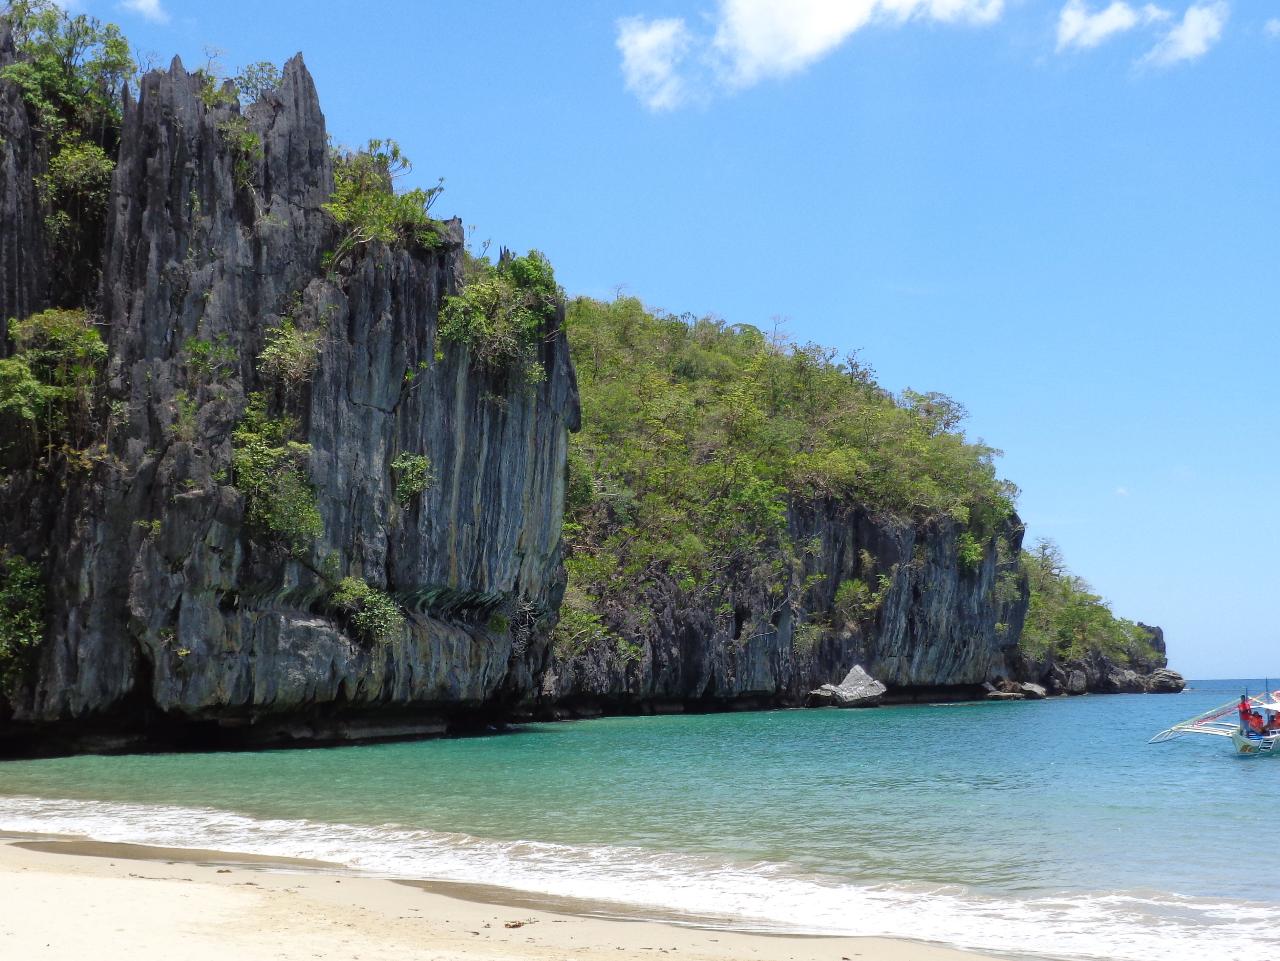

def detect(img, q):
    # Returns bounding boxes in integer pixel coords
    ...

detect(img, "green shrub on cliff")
[230,395,323,552]
[551,584,615,660]
[957,531,984,571]
[37,135,115,250]
[558,295,1015,660]
[259,315,323,386]
[232,60,280,103]
[390,452,433,505]
[1018,538,1158,665]
[330,577,404,643]
[323,139,444,266]
[0,308,105,466]
[438,250,559,383]
[216,115,262,191]
[833,577,887,622]
[0,550,44,689]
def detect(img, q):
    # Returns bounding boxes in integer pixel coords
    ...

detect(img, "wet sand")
[0,833,1004,961]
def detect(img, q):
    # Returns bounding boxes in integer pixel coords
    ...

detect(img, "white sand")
[0,835,1002,961]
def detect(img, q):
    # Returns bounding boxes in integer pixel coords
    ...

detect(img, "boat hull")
[1231,731,1280,756]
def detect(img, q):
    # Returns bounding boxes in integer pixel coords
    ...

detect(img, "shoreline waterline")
[1,687,1275,961]
[0,832,1006,961]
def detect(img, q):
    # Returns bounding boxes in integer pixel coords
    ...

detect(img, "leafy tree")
[558,295,1018,662]
[36,135,114,262]
[233,60,280,103]
[323,139,444,266]
[0,308,105,465]
[2,0,134,301]
[438,250,558,382]
[1018,538,1158,666]
[1,0,133,144]
[230,394,323,553]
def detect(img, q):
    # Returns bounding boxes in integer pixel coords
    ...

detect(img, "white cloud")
[618,16,693,110]
[713,0,1003,86]
[617,0,1004,108]
[1265,18,1280,39]
[1115,486,1130,496]
[119,0,170,24]
[1055,0,1169,52]
[1141,1,1227,65]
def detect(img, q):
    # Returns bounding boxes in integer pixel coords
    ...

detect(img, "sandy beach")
[0,834,1000,961]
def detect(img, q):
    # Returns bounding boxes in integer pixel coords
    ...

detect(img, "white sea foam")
[1,795,1273,961]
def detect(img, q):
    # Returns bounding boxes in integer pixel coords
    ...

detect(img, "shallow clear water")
[2,679,1277,960]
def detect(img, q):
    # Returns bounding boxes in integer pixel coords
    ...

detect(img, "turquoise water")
[1,679,1277,960]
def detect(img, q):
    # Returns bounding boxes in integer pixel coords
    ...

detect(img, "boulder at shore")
[805,666,887,708]
[1144,669,1187,693]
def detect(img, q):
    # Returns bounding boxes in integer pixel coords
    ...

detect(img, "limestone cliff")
[0,39,1169,757]
[0,21,46,345]
[541,503,1029,713]
[0,55,579,753]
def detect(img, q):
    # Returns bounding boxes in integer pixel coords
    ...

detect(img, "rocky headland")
[0,19,1181,757]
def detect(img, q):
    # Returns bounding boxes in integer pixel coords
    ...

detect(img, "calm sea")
[1,679,1276,960]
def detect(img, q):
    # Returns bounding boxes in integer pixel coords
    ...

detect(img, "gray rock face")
[1144,669,1186,694]
[806,664,887,708]
[1,56,578,748]
[0,22,47,346]
[1102,668,1144,694]
[546,501,1029,709]
[1011,630,1184,697]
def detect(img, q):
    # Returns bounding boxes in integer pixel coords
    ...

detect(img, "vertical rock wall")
[1,56,579,748]
[0,22,47,348]
[541,504,1029,710]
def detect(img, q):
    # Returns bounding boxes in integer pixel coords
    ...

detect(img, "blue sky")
[67,0,1279,678]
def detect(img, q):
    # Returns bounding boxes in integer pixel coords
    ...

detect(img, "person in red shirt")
[1239,695,1265,734]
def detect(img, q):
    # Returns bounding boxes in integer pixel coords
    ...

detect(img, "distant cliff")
[543,494,1030,714]
[0,13,1177,757]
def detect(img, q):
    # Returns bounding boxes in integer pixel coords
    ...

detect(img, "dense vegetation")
[229,394,323,554]
[323,139,444,267]
[0,307,105,470]
[0,550,43,688]
[2,0,132,302]
[330,577,405,644]
[556,295,1018,659]
[440,250,560,383]
[1019,539,1159,665]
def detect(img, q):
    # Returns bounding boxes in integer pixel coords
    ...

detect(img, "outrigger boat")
[1150,692,1280,757]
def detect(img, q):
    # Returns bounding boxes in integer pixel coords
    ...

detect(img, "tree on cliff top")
[559,294,1018,663]
[1019,538,1158,666]
[323,139,445,267]
[1,0,134,306]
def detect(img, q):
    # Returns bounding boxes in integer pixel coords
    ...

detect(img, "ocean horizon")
[1,678,1276,961]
